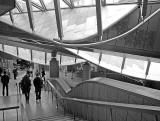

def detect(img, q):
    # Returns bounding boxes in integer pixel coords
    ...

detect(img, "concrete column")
[82,62,90,81]
[33,63,40,76]
[50,51,59,78]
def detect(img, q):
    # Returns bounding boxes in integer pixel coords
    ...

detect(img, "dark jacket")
[1,74,9,85]
[41,70,45,77]
[33,76,43,91]
[20,75,31,93]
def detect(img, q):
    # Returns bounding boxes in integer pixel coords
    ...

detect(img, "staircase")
[29,114,85,121]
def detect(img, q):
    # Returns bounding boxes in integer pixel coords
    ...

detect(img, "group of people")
[20,68,45,103]
[0,66,46,104]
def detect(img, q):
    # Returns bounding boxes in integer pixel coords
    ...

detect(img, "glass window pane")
[16,0,28,13]
[0,44,3,51]
[100,54,123,73]
[76,58,85,64]
[106,0,121,4]
[60,0,69,8]
[147,62,160,81]
[60,55,76,66]
[4,45,17,56]
[122,58,147,78]
[74,0,95,6]
[43,0,54,9]
[78,50,99,65]
[32,0,41,5]
[18,47,31,61]
[46,53,51,65]
[66,48,78,54]
[32,50,45,64]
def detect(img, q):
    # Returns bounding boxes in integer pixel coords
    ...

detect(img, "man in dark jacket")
[33,73,43,101]
[20,71,31,103]
[1,71,9,96]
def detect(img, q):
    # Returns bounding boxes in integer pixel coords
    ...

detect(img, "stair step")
[30,114,75,121]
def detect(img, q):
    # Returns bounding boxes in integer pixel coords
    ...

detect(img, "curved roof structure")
[0,0,160,82]
[0,4,136,40]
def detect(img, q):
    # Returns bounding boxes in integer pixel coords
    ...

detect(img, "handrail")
[106,72,143,84]
[0,105,19,121]
[0,106,19,111]
[46,80,160,116]
[62,97,160,115]
[2,6,160,48]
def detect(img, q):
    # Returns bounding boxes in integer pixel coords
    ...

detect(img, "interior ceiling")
[0,0,160,59]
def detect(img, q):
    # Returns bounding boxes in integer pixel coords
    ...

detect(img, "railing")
[106,72,144,85]
[0,106,19,121]
[46,79,160,121]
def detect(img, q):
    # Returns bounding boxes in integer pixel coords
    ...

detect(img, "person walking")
[20,71,31,103]
[33,73,43,102]
[1,71,10,96]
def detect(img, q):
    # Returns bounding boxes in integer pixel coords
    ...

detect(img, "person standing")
[33,73,43,102]
[41,68,45,81]
[1,71,10,96]
[20,71,31,103]
[13,68,18,80]
[0,67,2,77]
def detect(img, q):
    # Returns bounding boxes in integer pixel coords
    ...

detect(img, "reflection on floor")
[0,70,83,121]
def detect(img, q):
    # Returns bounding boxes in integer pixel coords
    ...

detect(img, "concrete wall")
[94,4,160,58]
[65,78,160,121]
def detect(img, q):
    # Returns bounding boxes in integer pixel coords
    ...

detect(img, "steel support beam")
[16,2,23,13]
[95,0,103,41]
[9,11,14,24]
[121,56,126,73]
[25,0,35,31]
[39,0,47,10]
[30,1,45,11]
[145,60,151,78]
[53,0,63,40]
[22,0,45,11]
[63,0,73,9]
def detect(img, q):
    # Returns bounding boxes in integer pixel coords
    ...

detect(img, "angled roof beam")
[39,0,47,10]
[15,2,23,13]
[25,0,35,31]
[95,0,103,41]
[31,1,45,11]
[62,0,74,9]
[53,0,63,40]
[9,11,14,24]
[22,0,45,11]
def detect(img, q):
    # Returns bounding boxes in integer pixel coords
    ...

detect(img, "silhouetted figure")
[1,71,9,96]
[0,67,2,77]
[20,71,31,103]
[13,68,18,80]
[41,68,45,81]
[33,73,43,102]
[35,69,39,77]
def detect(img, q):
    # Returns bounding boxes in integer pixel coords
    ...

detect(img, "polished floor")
[0,70,82,121]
